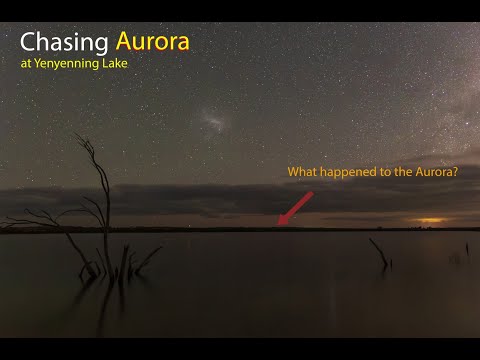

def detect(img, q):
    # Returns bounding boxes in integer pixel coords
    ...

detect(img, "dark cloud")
[2,161,480,219]
[322,214,409,223]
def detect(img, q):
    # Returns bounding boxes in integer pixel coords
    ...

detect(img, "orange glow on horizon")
[414,217,448,224]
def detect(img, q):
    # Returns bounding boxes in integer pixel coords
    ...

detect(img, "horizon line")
[2,225,480,234]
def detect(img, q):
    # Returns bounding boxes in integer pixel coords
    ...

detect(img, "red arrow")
[277,191,314,225]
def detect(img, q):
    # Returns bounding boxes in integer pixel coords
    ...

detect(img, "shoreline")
[2,226,480,235]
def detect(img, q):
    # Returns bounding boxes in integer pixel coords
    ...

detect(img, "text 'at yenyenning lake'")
[21,58,129,71]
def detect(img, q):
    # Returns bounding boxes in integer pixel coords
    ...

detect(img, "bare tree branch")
[0,222,15,228]
[75,133,114,280]
[80,204,104,227]
[5,216,57,228]
[135,247,162,275]
[82,196,105,226]
[55,209,83,221]
[4,208,97,280]
[55,207,103,228]
[24,209,56,224]
[40,210,55,223]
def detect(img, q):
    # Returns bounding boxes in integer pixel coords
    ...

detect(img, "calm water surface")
[0,231,478,337]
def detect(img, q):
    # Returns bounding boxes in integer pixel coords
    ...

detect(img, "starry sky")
[3,22,480,227]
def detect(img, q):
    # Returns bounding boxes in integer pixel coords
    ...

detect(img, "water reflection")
[55,277,96,326]
[4,232,480,337]
[96,280,114,338]
[118,277,126,316]
[62,273,155,338]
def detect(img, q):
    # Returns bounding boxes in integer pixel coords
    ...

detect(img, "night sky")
[2,22,480,227]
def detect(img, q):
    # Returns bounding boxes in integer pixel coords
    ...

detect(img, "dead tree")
[2,133,164,284]
[74,134,163,281]
[368,237,389,271]
[2,209,97,279]
[75,133,114,281]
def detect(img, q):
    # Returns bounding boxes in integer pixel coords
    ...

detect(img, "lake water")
[0,231,479,337]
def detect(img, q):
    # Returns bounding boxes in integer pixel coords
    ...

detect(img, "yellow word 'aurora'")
[116,31,189,52]
[415,167,455,177]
